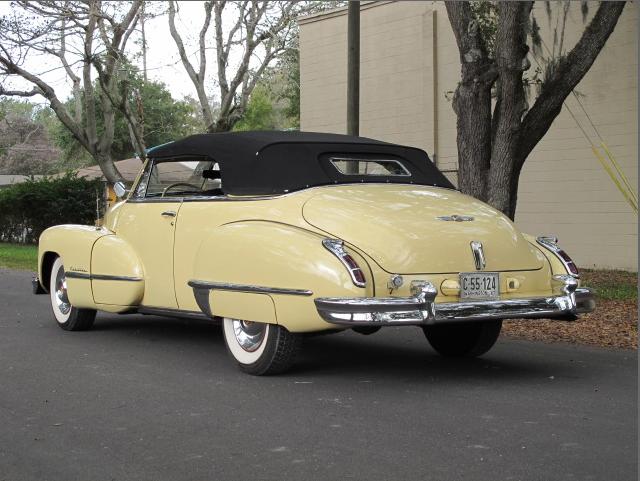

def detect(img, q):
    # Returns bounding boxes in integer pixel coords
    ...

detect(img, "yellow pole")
[591,145,638,212]
[600,142,638,205]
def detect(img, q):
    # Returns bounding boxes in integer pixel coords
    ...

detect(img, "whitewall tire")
[49,257,96,331]
[222,318,300,375]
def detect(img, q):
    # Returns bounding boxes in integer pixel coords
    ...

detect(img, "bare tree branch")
[0,0,145,183]
[518,1,626,165]
[171,0,315,133]
[168,0,215,130]
[0,85,40,97]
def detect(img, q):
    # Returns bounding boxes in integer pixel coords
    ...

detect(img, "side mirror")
[113,181,128,199]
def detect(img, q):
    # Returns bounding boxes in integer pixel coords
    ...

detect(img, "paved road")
[0,268,637,481]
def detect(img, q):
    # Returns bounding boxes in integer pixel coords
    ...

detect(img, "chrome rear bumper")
[314,275,595,327]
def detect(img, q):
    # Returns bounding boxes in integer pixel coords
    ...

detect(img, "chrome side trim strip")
[64,272,91,280]
[92,274,143,282]
[65,272,142,282]
[187,280,313,297]
[127,183,459,204]
[188,280,312,319]
[126,197,183,204]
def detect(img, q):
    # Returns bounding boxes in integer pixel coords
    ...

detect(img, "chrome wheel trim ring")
[54,267,71,316]
[232,319,267,352]
[223,318,270,365]
[50,258,72,324]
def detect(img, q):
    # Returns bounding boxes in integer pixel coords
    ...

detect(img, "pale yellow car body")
[38,165,572,333]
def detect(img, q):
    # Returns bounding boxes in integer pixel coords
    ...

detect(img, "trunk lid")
[302,185,544,274]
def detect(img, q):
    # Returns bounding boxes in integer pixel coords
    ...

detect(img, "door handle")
[161,210,177,217]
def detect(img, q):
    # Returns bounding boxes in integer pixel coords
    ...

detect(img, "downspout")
[432,9,439,167]
[347,1,360,137]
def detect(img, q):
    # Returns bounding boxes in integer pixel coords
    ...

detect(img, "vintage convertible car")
[35,131,595,375]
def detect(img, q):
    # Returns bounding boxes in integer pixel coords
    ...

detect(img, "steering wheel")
[161,182,201,197]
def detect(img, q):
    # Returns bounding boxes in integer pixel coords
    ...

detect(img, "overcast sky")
[0,1,256,105]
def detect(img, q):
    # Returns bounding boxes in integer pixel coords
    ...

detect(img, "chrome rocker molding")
[188,280,313,318]
[65,272,143,282]
[314,275,595,327]
[137,306,211,322]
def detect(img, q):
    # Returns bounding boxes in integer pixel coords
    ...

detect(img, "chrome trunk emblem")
[470,241,486,271]
[437,215,474,222]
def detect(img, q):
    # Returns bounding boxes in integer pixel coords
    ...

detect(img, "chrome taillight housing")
[322,239,366,287]
[536,236,579,277]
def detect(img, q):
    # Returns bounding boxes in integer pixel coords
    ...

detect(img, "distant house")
[0,159,143,189]
[75,158,146,183]
[74,158,195,185]
[0,174,44,189]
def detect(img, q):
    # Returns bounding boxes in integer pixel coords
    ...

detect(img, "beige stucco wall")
[300,1,638,271]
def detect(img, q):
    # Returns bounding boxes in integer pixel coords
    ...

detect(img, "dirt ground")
[503,269,638,350]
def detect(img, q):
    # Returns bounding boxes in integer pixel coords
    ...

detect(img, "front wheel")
[222,318,300,375]
[49,257,96,331]
[422,320,502,358]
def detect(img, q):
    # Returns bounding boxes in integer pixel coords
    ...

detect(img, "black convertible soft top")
[147,131,454,195]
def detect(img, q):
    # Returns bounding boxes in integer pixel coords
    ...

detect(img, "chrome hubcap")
[232,320,266,352]
[54,267,71,315]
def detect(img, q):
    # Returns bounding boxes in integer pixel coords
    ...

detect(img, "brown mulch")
[503,300,638,350]
[502,269,638,350]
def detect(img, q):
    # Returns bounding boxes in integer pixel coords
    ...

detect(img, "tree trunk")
[486,2,532,216]
[446,1,625,220]
[445,2,496,203]
[95,150,123,183]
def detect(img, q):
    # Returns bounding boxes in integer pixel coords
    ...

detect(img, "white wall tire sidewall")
[223,318,270,365]
[50,257,71,325]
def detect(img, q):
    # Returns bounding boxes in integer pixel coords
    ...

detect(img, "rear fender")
[189,221,373,332]
[523,233,573,280]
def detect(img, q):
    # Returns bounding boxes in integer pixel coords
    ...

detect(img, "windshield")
[134,159,223,198]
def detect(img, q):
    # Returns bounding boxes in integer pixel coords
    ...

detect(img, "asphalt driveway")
[0,268,637,481]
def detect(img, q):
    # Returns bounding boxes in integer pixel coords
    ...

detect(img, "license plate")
[459,272,499,299]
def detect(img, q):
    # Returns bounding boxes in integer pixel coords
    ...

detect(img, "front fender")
[38,225,144,312]
[38,225,107,308]
[190,221,373,332]
[90,235,144,308]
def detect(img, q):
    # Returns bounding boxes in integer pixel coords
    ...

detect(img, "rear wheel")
[222,318,300,375]
[423,320,502,357]
[49,257,96,331]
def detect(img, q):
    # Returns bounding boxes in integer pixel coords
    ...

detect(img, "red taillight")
[536,237,579,276]
[557,249,579,275]
[322,239,366,287]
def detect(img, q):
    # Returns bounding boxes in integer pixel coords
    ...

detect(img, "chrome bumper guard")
[314,275,595,327]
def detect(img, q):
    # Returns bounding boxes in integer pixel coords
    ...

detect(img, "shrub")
[0,173,103,244]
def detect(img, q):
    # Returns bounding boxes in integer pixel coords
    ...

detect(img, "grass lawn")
[0,243,38,271]
[580,268,637,301]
